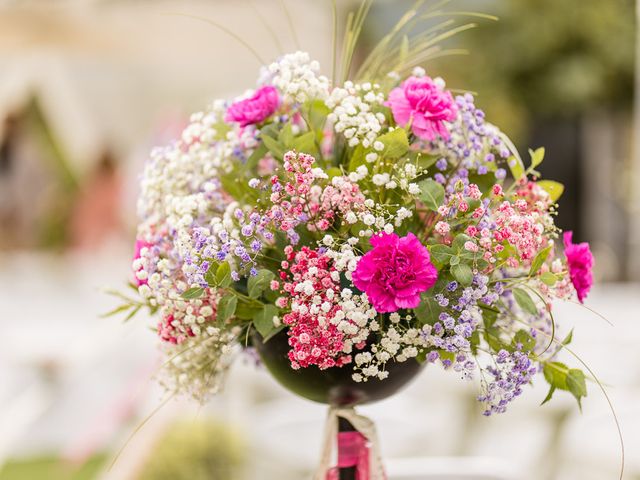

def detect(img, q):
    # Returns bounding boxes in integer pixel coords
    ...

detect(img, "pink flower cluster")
[563,231,594,303]
[353,233,438,313]
[279,246,353,370]
[225,85,279,127]
[157,292,218,344]
[386,75,457,141]
[493,200,545,265]
[308,178,365,231]
[267,151,364,235]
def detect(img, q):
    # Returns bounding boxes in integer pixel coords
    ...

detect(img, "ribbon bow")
[313,407,386,480]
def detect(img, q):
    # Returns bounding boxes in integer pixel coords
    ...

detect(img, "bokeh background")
[0,1,638,479]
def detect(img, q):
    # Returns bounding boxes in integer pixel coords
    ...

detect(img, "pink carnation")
[385,76,457,141]
[225,85,279,127]
[563,231,594,303]
[353,233,438,313]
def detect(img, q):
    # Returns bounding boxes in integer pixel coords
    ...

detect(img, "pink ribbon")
[326,431,370,480]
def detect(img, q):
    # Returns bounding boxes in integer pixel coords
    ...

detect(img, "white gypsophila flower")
[263,51,330,103]
[326,81,386,149]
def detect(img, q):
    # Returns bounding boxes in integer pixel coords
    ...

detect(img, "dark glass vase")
[251,330,425,407]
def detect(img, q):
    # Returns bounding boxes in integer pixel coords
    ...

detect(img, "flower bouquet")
[111,2,605,478]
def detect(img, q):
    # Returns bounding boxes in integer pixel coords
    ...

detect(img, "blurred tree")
[137,418,246,480]
[364,0,635,279]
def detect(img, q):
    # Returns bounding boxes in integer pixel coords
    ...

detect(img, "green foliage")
[529,147,545,168]
[512,287,539,316]
[137,419,245,480]
[451,263,473,286]
[253,305,280,338]
[542,361,588,409]
[540,271,559,286]
[216,294,237,324]
[414,294,440,325]
[418,178,445,211]
[529,245,552,276]
[537,180,565,202]
[512,329,536,352]
[182,287,205,300]
[0,454,107,480]
[377,127,409,159]
[215,262,232,288]
[507,154,525,181]
[247,269,276,299]
[428,244,455,268]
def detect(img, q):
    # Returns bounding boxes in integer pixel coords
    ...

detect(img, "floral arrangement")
[112,11,597,418]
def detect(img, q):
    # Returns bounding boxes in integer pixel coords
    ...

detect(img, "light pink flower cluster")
[353,233,438,313]
[386,75,457,141]
[307,177,365,231]
[493,200,545,265]
[157,291,219,344]
[225,85,279,127]
[278,246,354,369]
[563,231,594,303]
[133,238,154,286]
[267,151,364,235]
[267,151,317,236]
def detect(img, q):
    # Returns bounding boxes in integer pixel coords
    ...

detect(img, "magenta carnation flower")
[225,85,279,127]
[352,232,438,313]
[385,75,457,141]
[563,231,594,303]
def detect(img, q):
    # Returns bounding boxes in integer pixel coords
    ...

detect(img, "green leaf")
[234,300,263,320]
[262,324,286,343]
[529,147,545,168]
[541,385,556,405]
[452,234,473,252]
[416,153,438,171]
[529,245,552,276]
[215,262,232,288]
[484,327,505,352]
[247,142,268,169]
[326,167,343,179]
[561,328,574,346]
[449,255,460,266]
[507,154,525,181]
[451,263,473,286]
[291,131,318,156]
[512,288,539,316]
[428,244,455,267]
[305,99,330,143]
[182,287,205,299]
[566,369,587,409]
[348,145,365,172]
[101,303,134,318]
[540,271,558,286]
[418,178,445,211]
[378,128,409,159]
[279,123,295,147]
[414,295,440,325]
[216,293,237,324]
[253,304,280,338]
[513,329,536,352]
[538,180,565,202]
[261,134,286,160]
[248,269,276,299]
[481,304,499,329]
[398,34,410,65]
[543,361,569,390]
